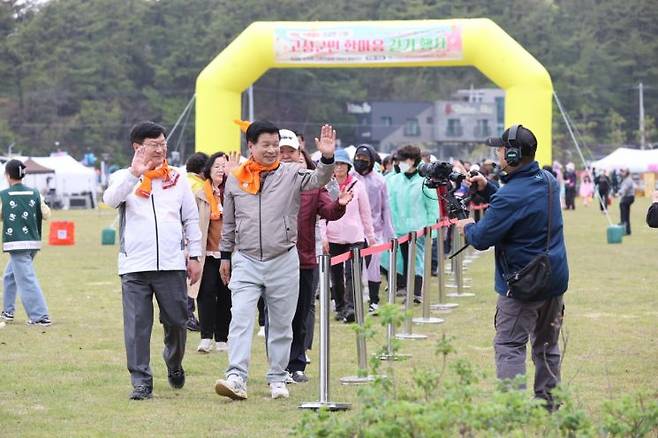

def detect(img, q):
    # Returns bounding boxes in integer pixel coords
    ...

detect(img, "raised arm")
[299,124,336,191]
[219,175,237,258]
[103,169,139,208]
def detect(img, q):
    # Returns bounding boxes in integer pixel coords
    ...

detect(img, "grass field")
[0,196,656,437]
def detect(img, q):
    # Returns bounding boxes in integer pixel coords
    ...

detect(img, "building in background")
[347,87,504,158]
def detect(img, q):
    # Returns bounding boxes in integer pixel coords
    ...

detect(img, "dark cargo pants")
[121,270,188,388]
[494,294,564,402]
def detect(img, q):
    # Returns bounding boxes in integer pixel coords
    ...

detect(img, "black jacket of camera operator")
[464,161,569,300]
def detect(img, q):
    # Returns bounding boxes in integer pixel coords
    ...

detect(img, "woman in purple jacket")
[352,144,395,313]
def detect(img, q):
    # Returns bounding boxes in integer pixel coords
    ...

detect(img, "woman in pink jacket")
[322,149,376,323]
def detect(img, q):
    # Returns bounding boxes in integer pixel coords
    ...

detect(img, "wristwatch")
[189,256,199,261]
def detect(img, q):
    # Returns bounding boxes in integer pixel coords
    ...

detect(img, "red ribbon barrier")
[328,217,461,264]
[330,251,352,266]
[360,241,392,257]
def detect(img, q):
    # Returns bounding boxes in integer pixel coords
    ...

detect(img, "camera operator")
[455,125,569,411]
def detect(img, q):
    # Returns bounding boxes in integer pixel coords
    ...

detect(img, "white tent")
[591,148,658,173]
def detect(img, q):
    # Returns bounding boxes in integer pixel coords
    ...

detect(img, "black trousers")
[399,241,423,297]
[121,270,187,388]
[598,191,609,211]
[620,195,635,235]
[329,242,366,313]
[304,267,319,351]
[565,188,576,210]
[197,256,232,342]
[287,268,316,372]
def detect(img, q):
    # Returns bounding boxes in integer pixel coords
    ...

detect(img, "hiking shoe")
[270,381,289,399]
[197,338,214,353]
[215,375,247,400]
[168,368,185,389]
[342,310,356,324]
[413,296,423,304]
[129,385,152,400]
[186,318,200,332]
[368,303,379,315]
[291,371,309,383]
[215,341,229,352]
[27,316,52,326]
[284,372,295,384]
[0,311,14,321]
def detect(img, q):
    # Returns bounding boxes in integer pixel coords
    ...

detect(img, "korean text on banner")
[274,24,463,64]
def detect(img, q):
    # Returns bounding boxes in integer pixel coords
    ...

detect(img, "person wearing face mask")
[455,125,569,412]
[352,144,395,313]
[190,152,239,354]
[323,148,376,323]
[385,145,439,301]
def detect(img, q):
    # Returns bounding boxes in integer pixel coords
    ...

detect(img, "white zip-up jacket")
[103,167,202,275]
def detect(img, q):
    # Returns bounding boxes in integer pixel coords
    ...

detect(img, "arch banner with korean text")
[196,19,553,164]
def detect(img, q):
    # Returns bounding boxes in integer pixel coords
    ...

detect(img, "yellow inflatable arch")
[196,19,552,164]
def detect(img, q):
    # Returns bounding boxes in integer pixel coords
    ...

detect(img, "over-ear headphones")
[504,124,523,167]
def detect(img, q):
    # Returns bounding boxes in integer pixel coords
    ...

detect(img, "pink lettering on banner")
[446,25,462,53]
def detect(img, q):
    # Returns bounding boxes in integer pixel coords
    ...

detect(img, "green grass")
[0,197,656,437]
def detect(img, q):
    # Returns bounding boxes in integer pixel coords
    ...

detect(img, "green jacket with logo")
[0,183,44,252]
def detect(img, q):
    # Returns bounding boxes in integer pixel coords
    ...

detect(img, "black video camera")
[417,161,476,220]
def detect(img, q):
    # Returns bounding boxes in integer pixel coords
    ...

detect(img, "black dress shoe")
[342,310,356,323]
[129,385,153,400]
[168,368,185,389]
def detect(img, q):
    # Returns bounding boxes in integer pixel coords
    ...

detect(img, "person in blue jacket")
[456,125,569,411]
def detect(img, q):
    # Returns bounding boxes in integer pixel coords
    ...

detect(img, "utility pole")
[248,85,254,122]
[639,82,645,149]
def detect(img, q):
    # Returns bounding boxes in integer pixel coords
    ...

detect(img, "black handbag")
[501,171,553,301]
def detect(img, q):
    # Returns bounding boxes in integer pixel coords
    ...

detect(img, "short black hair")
[5,159,26,180]
[202,152,228,180]
[186,152,209,174]
[130,121,167,145]
[246,120,279,144]
[397,144,422,162]
[382,155,394,167]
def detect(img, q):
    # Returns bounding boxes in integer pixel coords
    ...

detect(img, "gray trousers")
[226,249,299,383]
[121,270,188,388]
[494,294,564,401]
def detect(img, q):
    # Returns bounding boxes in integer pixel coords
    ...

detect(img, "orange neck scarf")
[135,160,170,198]
[232,157,280,194]
[203,179,222,220]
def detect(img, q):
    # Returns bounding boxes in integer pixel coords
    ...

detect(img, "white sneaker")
[197,338,214,353]
[368,302,379,314]
[215,375,247,400]
[270,381,289,399]
[216,341,229,352]
[257,326,265,337]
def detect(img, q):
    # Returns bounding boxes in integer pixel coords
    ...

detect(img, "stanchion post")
[300,254,351,411]
[414,226,444,324]
[379,239,411,360]
[341,247,379,384]
[447,229,475,298]
[432,223,459,311]
[396,232,427,339]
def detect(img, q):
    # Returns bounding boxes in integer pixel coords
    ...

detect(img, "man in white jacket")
[103,121,202,400]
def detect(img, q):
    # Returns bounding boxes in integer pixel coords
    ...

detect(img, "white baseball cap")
[279,129,300,150]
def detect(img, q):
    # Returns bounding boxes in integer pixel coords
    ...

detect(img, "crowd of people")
[1,118,651,410]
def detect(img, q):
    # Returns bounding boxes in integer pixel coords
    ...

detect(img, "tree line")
[0,0,656,165]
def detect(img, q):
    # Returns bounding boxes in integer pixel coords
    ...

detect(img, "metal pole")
[397,232,427,339]
[447,230,475,298]
[414,226,444,324]
[639,82,645,150]
[300,255,350,411]
[432,224,459,311]
[379,239,410,360]
[341,248,378,384]
[248,85,255,122]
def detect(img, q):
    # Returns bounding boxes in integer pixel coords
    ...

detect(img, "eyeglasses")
[142,141,167,150]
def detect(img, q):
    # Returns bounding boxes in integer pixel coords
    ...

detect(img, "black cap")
[5,159,26,180]
[486,125,538,151]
